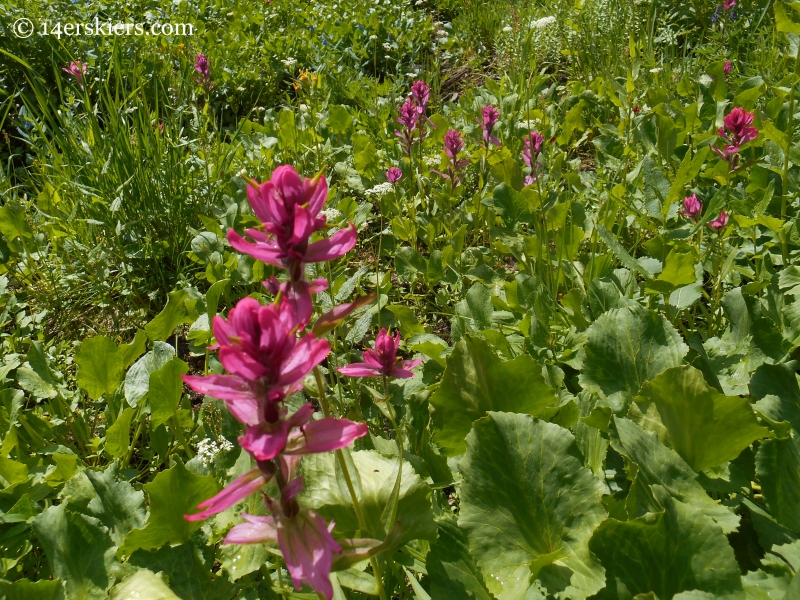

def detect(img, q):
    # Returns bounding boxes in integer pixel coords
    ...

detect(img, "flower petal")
[185,469,268,521]
[285,418,368,454]
[304,224,357,263]
[224,514,278,544]
[337,364,382,378]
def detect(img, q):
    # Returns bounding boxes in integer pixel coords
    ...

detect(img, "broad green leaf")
[596,225,654,278]
[124,342,175,408]
[300,450,436,543]
[129,542,233,600]
[386,306,426,337]
[664,147,710,217]
[148,358,189,429]
[145,290,191,342]
[61,462,146,547]
[122,461,217,554]
[580,305,688,412]
[458,413,607,600]
[429,336,557,455]
[756,435,800,533]
[0,457,29,486]
[450,284,494,341]
[33,505,117,600]
[589,488,743,600]
[0,578,60,600]
[611,417,739,533]
[657,251,697,290]
[76,332,147,400]
[109,570,180,600]
[327,105,353,134]
[426,516,494,600]
[635,366,770,471]
[105,408,135,459]
[219,542,270,581]
[0,203,32,241]
[750,362,800,433]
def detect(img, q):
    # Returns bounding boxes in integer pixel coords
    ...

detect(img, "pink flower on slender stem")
[712,107,758,165]
[194,53,210,79]
[724,60,732,76]
[182,297,330,421]
[185,468,272,521]
[521,131,545,183]
[679,194,703,221]
[708,210,730,231]
[226,479,342,600]
[339,328,423,379]
[476,105,501,148]
[410,80,430,114]
[62,61,87,87]
[432,130,470,185]
[227,166,357,312]
[395,99,420,156]
[386,167,403,184]
[723,0,736,10]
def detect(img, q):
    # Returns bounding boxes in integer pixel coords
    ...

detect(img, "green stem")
[170,415,195,459]
[781,41,800,263]
[121,409,145,470]
[313,367,388,600]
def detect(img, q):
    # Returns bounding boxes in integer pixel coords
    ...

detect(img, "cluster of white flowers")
[502,25,513,33]
[369,34,378,41]
[383,42,393,51]
[531,16,557,29]
[698,74,714,87]
[365,182,394,198]
[649,67,663,74]
[281,57,297,68]
[196,436,234,468]
[320,207,342,221]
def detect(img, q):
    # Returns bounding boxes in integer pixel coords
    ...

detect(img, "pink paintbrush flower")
[62,61,87,87]
[708,210,730,231]
[182,297,330,419]
[521,131,545,168]
[712,107,758,163]
[194,53,210,79]
[185,468,270,521]
[723,0,736,10]
[226,480,342,600]
[679,194,703,221]
[338,328,422,379]
[724,60,731,75]
[432,130,470,184]
[386,167,403,184]
[410,80,430,114]
[263,276,328,328]
[477,105,501,147]
[227,166,357,281]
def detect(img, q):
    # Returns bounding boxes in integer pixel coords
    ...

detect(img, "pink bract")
[338,328,423,379]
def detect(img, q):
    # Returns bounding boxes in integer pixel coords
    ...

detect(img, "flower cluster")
[394,80,433,155]
[679,194,729,231]
[476,105,501,149]
[522,130,546,186]
[194,53,213,92]
[339,328,422,379]
[711,107,758,167]
[62,61,87,88]
[183,165,370,599]
[432,129,470,186]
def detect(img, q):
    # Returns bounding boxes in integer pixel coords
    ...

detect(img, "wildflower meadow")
[1,0,800,598]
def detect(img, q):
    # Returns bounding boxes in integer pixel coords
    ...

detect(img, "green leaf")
[657,251,697,290]
[579,305,688,412]
[327,105,353,134]
[105,408,136,459]
[589,488,743,599]
[61,462,147,547]
[148,358,189,429]
[756,434,800,534]
[450,284,494,342]
[635,366,770,471]
[458,413,607,600]
[596,225,654,278]
[219,541,270,581]
[145,291,191,342]
[0,203,32,241]
[664,147,710,217]
[33,505,118,600]
[429,336,558,455]
[0,579,61,600]
[122,461,217,554]
[129,542,233,600]
[426,516,494,600]
[386,306,426,338]
[76,332,147,401]
[300,450,436,543]
[109,570,180,600]
[610,417,740,533]
[776,0,800,33]
[124,342,176,408]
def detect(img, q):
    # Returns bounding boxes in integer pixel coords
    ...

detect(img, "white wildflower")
[281,57,297,68]
[415,0,423,4]
[370,34,378,41]
[503,26,513,33]
[320,207,342,221]
[531,16,556,29]
[698,74,713,87]
[196,436,234,468]
[424,156,440,167]
[649,67,663,74]
[364,182,394,198]
[383,42,393,50]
